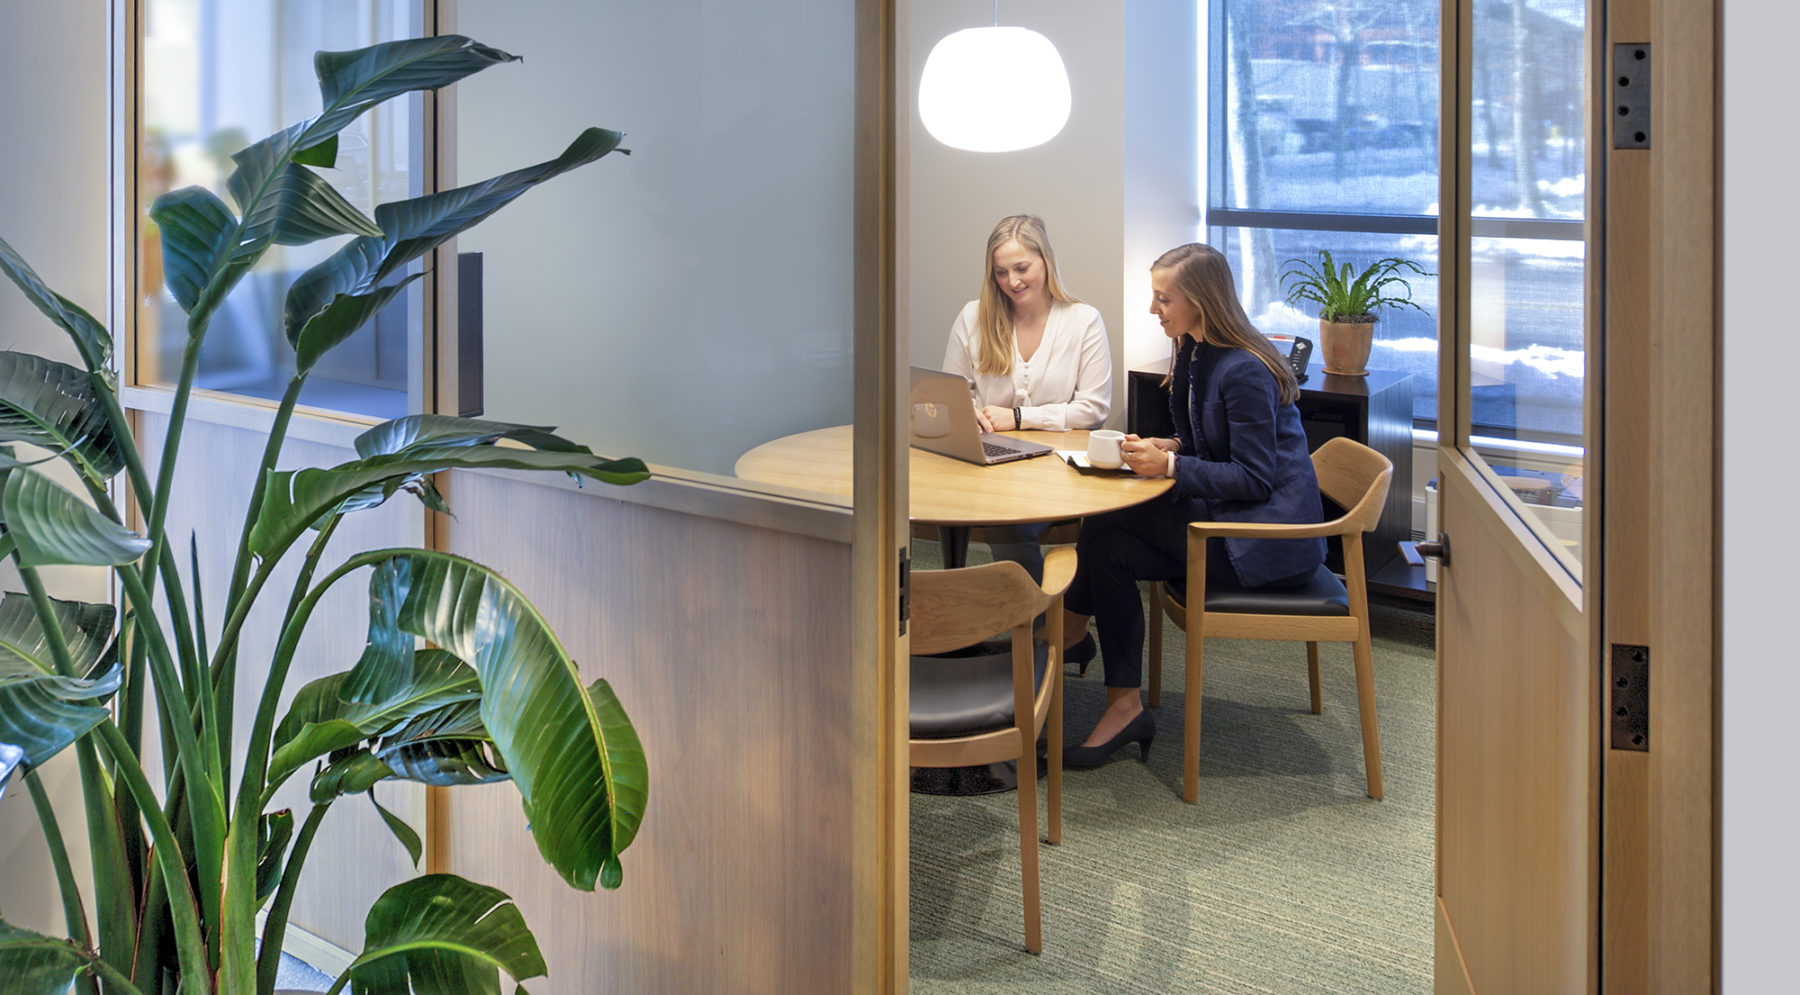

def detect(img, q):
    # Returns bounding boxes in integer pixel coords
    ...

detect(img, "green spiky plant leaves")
[1277,249,1430,323]
[0,36,647,995]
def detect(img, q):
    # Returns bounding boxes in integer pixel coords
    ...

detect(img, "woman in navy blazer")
[1062,243,1325,768]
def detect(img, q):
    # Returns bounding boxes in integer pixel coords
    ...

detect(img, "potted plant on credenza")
[0,35,648,995]
[1279,249,1429,376]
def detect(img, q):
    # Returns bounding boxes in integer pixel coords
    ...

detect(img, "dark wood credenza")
[1126,360,1430,601]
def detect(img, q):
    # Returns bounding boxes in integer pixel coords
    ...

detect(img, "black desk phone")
[1287,336,1312,384]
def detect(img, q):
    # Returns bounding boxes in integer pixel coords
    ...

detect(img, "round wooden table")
[737,426,1173,795]
[735,424,1172,526]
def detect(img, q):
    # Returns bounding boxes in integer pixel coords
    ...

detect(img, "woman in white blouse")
[942,214,1113,579]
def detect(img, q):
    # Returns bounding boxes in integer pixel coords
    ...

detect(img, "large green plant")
[0,36,648,995]
[1278,249,1429,322]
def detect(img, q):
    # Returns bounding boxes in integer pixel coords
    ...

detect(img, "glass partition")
[1460,0,1587,576]
[455,1,856,481]
[137,0,425,419]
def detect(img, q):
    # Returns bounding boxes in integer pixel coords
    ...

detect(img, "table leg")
[937,525,971,568]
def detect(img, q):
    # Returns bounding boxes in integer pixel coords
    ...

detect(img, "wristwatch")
[1013,406,1023,430]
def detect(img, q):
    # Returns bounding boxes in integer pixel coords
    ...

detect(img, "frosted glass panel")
[138,0,424,418]
[457,1,855,478]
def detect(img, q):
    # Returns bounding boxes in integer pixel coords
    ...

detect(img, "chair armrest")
[1187,518,1355,541]
[1039,545,1077,598]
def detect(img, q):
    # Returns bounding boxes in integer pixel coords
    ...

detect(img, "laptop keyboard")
[982,441,1016,459]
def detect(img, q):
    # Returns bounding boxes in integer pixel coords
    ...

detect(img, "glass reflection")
[455,0,855,478]
[1218,0,1441,215]
[138,0,423,418]
[1467,0,1588,578]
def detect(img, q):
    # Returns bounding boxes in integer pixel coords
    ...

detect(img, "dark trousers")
[984,521,1049,582]
[1065,492,1306,691]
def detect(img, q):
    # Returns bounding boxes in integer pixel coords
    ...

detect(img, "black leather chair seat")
[1168,564,1349,616]
[910,639,1050,739]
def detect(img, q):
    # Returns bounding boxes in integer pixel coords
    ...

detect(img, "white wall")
[0,1,110,934]
[1122,0,1203,375]
[1720,2,1796,989]
[903,1,1208,430]
[456,0,856,476]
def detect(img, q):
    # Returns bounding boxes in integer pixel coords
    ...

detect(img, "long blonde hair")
[972,215,1080,376]
[1153,243,1300,405]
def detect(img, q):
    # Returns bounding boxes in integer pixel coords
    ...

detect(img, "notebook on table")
[908,366,1055,465]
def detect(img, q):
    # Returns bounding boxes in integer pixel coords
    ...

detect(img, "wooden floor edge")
[1436,897,1478,995]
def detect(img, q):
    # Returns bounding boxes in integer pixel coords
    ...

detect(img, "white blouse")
[941,299,1112,432]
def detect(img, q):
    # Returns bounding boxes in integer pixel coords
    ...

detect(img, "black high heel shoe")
[1064,633,1097,677]
[1062,709,1156,769]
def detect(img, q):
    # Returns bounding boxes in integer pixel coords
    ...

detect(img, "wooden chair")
[1146,437,1393,804]
[910,546,1076,954]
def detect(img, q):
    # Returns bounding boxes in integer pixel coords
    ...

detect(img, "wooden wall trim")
[851,0,905,991]
[122,385,380,447]
[120,385,855,543]
[1599,0,1720,989]
[1436,898,1478,995]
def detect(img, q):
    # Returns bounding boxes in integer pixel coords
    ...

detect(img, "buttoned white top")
[941,299,1112,431]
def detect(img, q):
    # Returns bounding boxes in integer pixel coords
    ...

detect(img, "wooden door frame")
[852,0,907,991]
[1599,0,1719,991]
[1436,0,1720,990]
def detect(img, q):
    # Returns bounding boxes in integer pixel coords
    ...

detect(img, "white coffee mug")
[1087,429,1125,469]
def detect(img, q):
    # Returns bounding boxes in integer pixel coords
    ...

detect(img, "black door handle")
[1399,533,1450,568]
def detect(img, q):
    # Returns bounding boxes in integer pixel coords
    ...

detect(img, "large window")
[1208,0,1584,450]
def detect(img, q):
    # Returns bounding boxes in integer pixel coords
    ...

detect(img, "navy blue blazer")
[1168,339,1326,588]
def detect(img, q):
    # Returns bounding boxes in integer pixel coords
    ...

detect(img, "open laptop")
[908,366,1056,465]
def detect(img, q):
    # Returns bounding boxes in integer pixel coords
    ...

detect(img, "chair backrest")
[910,559,1052,656]
[1311,436,1394,535]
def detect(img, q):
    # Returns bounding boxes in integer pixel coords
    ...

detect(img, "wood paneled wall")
[438,468,858,993]
[135,410,426,954]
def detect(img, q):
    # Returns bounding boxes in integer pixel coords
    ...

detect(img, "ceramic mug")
[1087,429,1125,469]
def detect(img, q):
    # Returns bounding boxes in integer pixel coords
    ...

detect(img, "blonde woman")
[942,214,1112,579]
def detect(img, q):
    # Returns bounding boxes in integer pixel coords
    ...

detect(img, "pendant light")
[918,2,1071,153]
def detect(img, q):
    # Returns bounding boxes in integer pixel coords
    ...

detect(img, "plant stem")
[18,567,78,678]
[254,801,331,995]
[142,329,203,593]
[88,369,155,524]
[221,547,366,995]
[93,720,210,995]
[12,564,139,982]
[83,956,152,995]
[215,375,307,756]
[71,739,138,991]
[89,369,202,732]
[115,565,227,952]
[24,769,100,995]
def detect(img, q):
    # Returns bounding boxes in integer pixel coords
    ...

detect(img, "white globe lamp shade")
[918,26,1071,153]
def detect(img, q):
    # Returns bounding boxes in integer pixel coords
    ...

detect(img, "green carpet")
[908,542,1437,994]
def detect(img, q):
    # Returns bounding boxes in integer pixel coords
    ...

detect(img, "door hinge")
[1609,643,1650,751]
[897,547,910,636]
[1613,44,1652,149]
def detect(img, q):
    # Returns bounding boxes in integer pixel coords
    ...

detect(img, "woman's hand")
[1120,434,1176,478]
[976,405,1016,432]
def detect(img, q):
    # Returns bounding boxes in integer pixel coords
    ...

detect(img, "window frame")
[1203,0,1584,447]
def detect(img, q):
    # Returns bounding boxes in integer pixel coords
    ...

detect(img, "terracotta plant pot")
[1319,317,1376,376]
